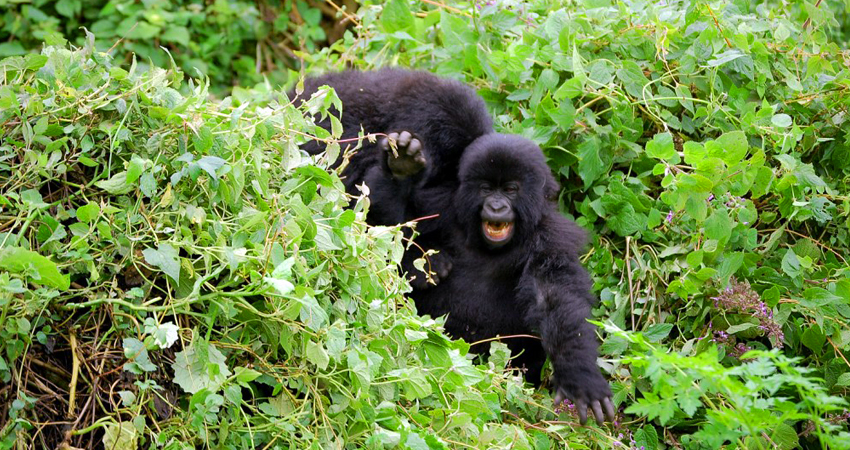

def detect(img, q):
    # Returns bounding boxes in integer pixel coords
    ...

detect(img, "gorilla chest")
[412,256,528,341]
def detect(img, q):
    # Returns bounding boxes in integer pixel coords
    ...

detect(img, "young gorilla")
[411,134,615,425]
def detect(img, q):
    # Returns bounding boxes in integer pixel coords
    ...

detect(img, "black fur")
[412,134,614,425]
[293,68,492,229]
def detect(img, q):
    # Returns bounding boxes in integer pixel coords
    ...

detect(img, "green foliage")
[0,30,604,449]
[316,0,850,447]
[2,0,850,449]
[0,0,339,91]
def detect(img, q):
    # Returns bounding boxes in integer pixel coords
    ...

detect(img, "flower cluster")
[712,279,784,348]
[711,329,753,358]
[613,431,645,449]
[553,398,575,415]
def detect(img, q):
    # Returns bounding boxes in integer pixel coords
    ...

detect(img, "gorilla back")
[292,69,493,228]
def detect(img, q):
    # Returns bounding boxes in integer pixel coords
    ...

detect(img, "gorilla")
[294,69,614,424]
[411,133,615,425]
[293,68,491,287]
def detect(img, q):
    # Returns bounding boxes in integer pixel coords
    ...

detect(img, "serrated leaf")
[835,373,850,387]
[646,132,676,160]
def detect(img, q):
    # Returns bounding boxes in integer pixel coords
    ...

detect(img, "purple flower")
[711,279,784,349]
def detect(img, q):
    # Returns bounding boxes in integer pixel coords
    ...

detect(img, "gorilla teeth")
[483,221,514,241]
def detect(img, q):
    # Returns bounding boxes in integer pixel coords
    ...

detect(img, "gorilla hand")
[380,131,426,179]
[553,375,616,426]
[409,249,453,290]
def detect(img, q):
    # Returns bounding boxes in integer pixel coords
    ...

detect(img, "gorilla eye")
[504,183,519,195]
[480,182,493,194]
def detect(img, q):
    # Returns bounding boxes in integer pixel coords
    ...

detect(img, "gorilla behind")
[294,69,492,230]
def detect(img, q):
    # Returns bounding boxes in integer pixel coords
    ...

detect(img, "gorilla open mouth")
[482,221,514,245]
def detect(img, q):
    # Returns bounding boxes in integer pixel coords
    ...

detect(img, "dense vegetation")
[1,0,849,448]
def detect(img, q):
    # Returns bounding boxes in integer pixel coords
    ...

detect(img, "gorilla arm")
[519,219,615,425]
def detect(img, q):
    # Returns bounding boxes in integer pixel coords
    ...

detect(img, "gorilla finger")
[577,401,588,426]
[414,155,426,165]
[603,397,616,422]
[407,138,422,155]
[591,401,604,426]
[378,137,389,151]
[553,390,565,406]
[398,131,412,147]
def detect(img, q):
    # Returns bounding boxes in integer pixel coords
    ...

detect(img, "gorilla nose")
[490,202,507,213]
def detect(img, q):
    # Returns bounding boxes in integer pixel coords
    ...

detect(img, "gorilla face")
[457,134,557,251]
[479,180,518,247]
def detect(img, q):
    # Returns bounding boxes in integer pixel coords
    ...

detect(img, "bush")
[0,0,349,91]
[2,0,850,449]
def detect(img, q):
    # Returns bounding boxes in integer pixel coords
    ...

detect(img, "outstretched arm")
[521,254,615,425]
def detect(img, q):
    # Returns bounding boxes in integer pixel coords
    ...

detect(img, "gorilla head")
[456,134,559,250]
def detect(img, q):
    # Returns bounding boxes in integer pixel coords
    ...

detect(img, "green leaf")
[76,202,100,223]
[835,373,850,387]
[634,426,659,450]
[298,295,329,331]
[781,250,802,278]
[0,247,70,290]
[801,326,825,353]
[771,114,792,128]
[306,341,330,370]
[706,131,748,165]
[770,423,800,450]
[646,132,675,160]
[172,343,231,394]
[96,171,134,194]
[616,61,650,98]
[235,367,262,383]
[704,209,732,242]
[102,422,137,450]
[643,324,673,342]
[142,243,180,283]
[123,338,157,374]
[196,156,226,180]
[577,137,609,189]
[381,0,414,32]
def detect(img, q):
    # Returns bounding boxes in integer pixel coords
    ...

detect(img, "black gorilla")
[294,69,614,424]
[411,134,614,425]
[293,69,490,287]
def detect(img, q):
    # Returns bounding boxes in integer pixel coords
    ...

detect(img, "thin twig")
[67,333,80,418]
[705,5,732,48]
